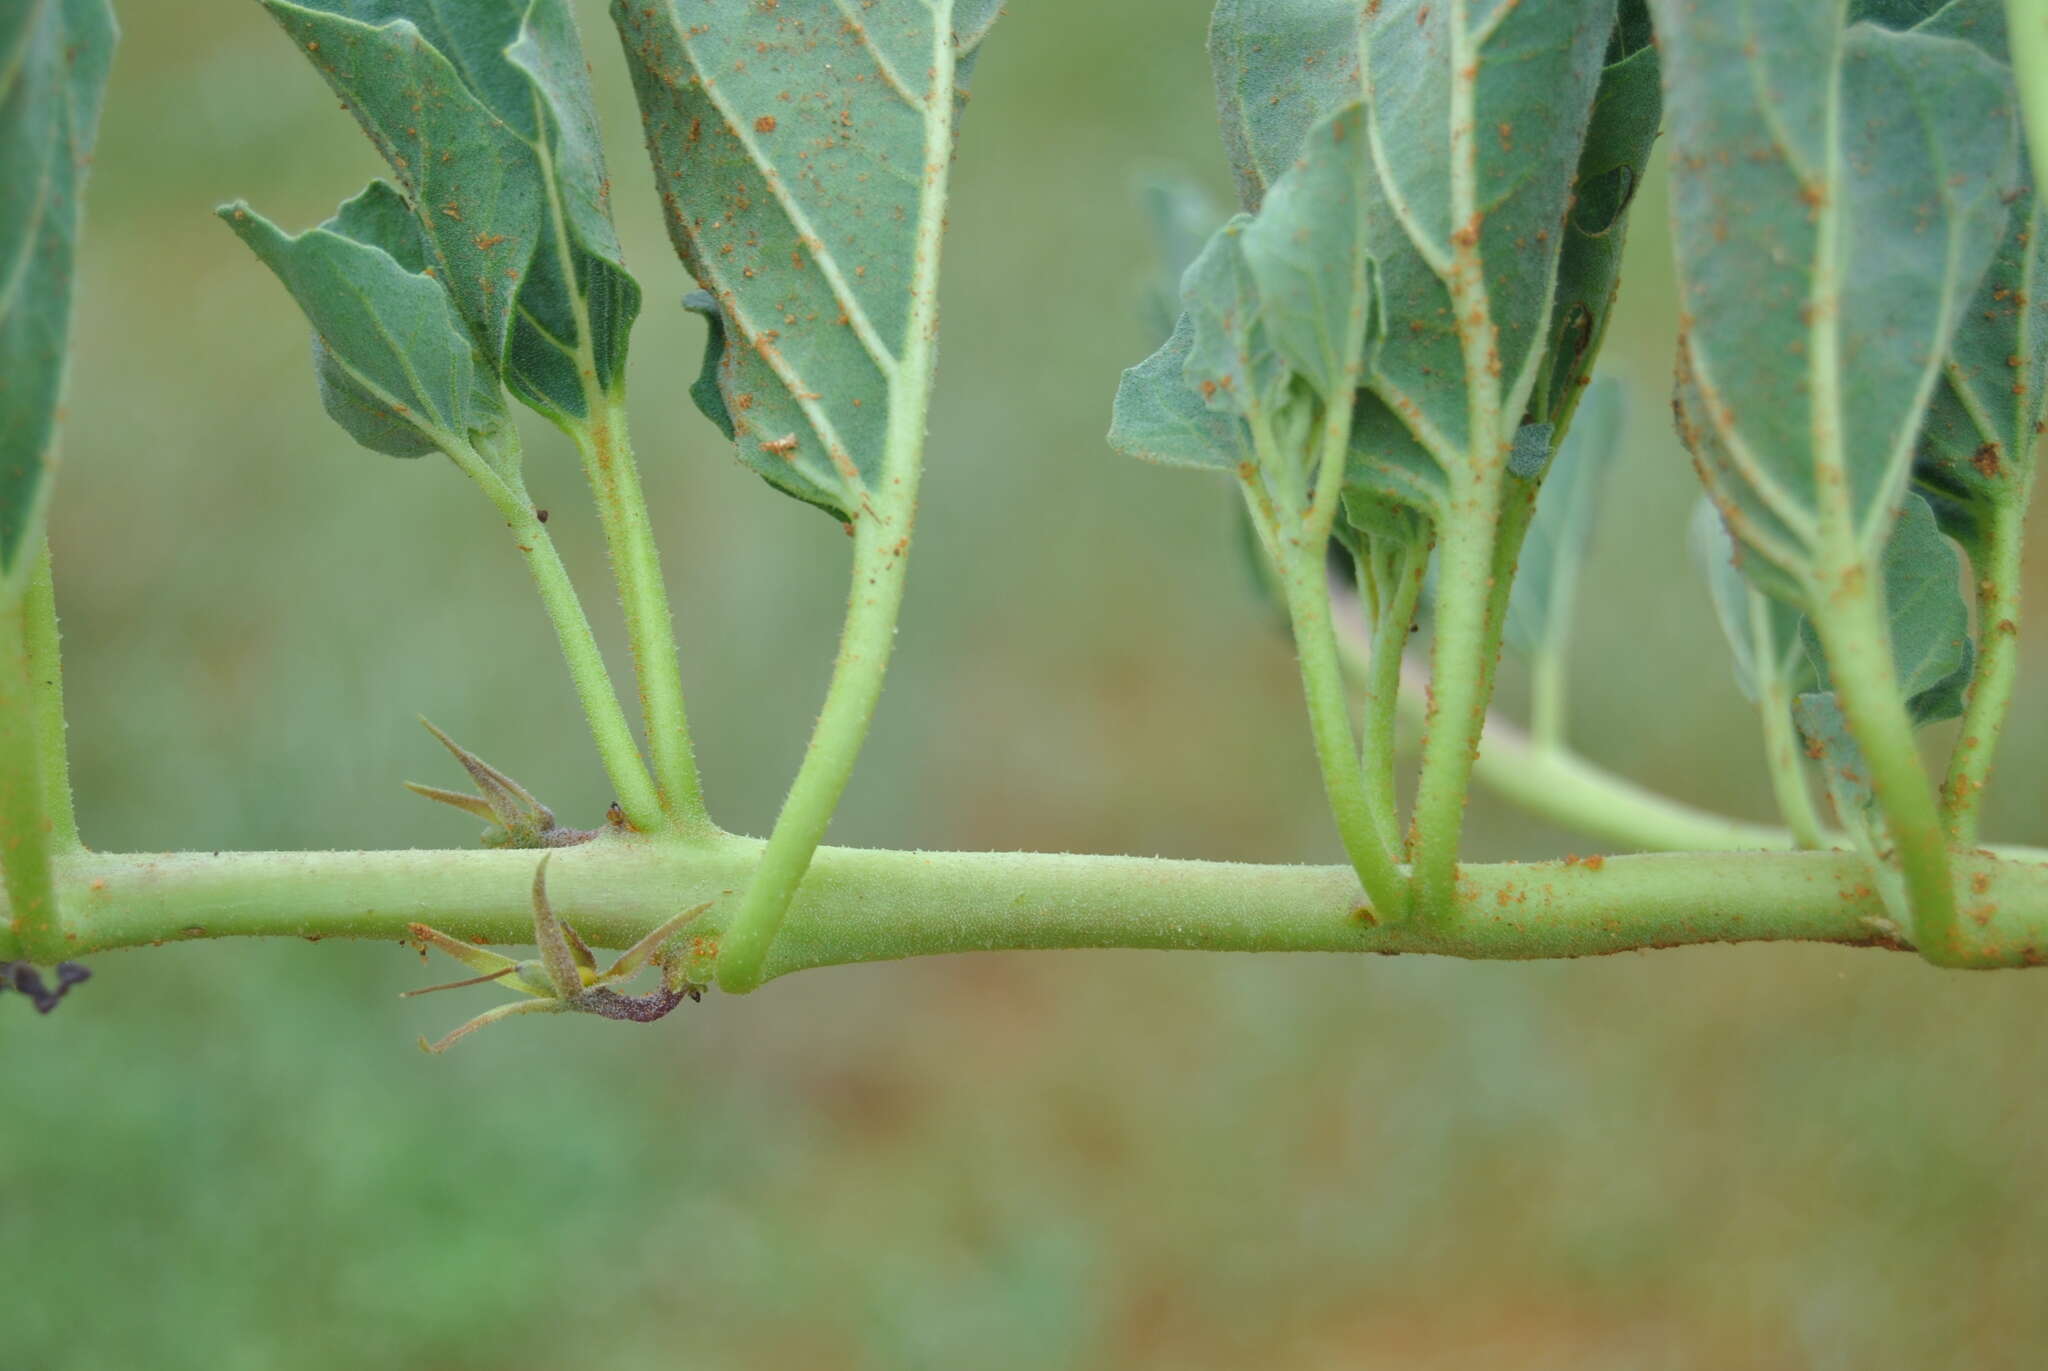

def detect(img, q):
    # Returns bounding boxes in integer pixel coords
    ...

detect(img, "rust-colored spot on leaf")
[755,114,777,133]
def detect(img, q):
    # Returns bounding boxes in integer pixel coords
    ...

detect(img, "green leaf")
[259,0,640,425]
[1793,691,1878,829]
[1504,378,1624,657]
[1534,0,1660,426]
[1657,2,2016,587]
[1124,1,1615,549]
[1798,492,1974,724]
[1207,0,1361,213]
[1909,28,2045,548]
[615,0,1000,520]
[1136,175,1224,341]
[1352,0,1616,474]
[219,199,505,459]
[1692,498,1811,705]
[1108,312,1247,473]
[0,0,115,587]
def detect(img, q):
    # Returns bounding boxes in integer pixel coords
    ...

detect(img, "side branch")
[13,842,2048,974]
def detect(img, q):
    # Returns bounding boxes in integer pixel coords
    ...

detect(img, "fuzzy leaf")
[260,0,640,424]
[1793,692,1877,828]
[220,200,504,457]
[615,0,1001,520]
[1692,499,1811,704]
[1535,0,1660,425]
[1657,2,2016,589]
[1136,176,1224,341]
[1504,379,1624,657]
[1109,313,1246,472]
[0,0,115,587]
[1352,0,1616,472]
[1904,6,2043,548]
[1207,0,1361,213]
[1799,492,1974,724]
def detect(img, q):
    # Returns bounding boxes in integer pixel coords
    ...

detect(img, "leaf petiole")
[443,435,666,834]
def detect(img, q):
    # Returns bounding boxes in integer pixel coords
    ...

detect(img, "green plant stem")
[12,841,2048,973]
[23,543,77,850]
[1407,486,1504,920]
[1529,644,1567,750]
[0,577,62,961]
[573,400,711,837]
[1277,529,1405,920]
[1808,564,1961,962]
[2010,0,2048,198]
[715,512,915,992]
[1943,496,2027,844]
[448,444,666,833]
[712,17,959,994]
[1358,544,1423,854]
[1751,595,1827,850]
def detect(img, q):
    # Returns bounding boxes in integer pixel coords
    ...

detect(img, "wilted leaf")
[0,0,115,587]
[1658,2,2015,587]
[615,0,1001,520]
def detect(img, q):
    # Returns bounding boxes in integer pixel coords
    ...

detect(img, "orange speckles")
[1972,443,2003,479]
[755,114,777,133]
[760,433,799,460]
[440,201,462,221]
[474,232,507,250]
[1496,121,1512,152]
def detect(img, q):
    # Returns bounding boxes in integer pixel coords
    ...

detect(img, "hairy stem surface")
[714,513,915,992]
[1943,497,2027,844]
[0,575,61,959]
[451,446,665,832]
[12,841,2048,972]
[1810,564,1959,961]
[574,401,711,837]
[23,543,76,850]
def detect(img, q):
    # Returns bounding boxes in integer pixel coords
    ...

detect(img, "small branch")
[573,400,713,838]
[15,841,2048,973]
[1943,497,2027,844]
[446,443,666,833]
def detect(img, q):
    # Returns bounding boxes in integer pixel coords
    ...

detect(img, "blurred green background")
[7,2,2048,1366]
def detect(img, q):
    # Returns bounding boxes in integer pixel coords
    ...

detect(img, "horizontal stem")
[10,840,2048,974]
